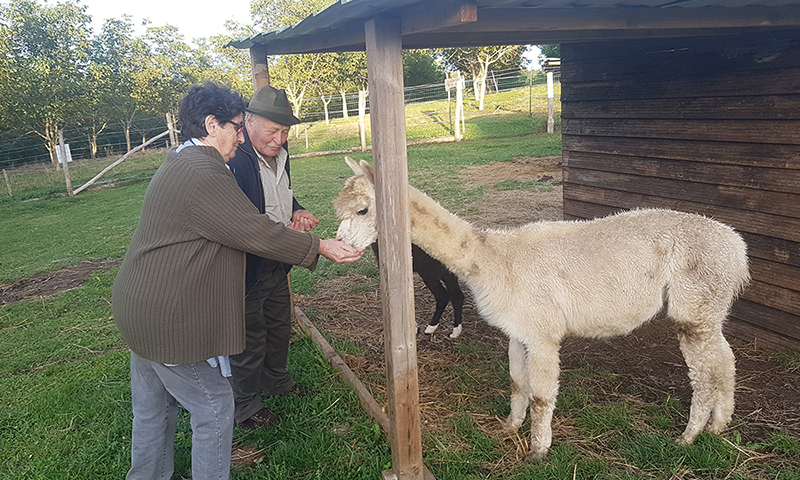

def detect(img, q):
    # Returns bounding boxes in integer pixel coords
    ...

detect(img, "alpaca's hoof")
[424,324,439,334]
[677,432,697,445]
[449,325,462,339]
[526,447,548,462]
[503,416,523,430]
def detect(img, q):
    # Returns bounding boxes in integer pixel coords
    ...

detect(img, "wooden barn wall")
[560,31,800,351]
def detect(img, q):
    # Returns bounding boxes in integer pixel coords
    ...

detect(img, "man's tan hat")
[246,85,301,126]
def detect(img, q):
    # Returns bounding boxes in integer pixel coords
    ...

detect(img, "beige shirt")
[255,147,293,226]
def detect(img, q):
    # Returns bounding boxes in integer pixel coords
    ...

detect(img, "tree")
[0,0,93,167]
[441,45,524,110]
[194,21,258,98]
[539,44,560,59]
[403,50,445,87]
[88,16,143,155]
[250,0,334,31]
[251,0,339,130]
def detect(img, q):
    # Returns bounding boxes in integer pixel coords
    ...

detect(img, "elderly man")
[227,85,319,428]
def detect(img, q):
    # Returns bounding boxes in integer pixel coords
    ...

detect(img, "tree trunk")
[322,95,331,125]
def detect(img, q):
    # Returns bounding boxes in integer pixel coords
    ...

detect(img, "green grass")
[3,108,800,479]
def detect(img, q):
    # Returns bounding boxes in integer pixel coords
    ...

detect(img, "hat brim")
[246,107,302,126]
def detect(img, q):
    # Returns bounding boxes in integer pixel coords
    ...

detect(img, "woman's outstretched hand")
[318,238,364,264]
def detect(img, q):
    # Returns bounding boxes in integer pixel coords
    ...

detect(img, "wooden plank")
[740,232,800,268]
[562,135,800,170]
[749,257,798,292]
[562,95,800,121]
[294,307,390,432]
[730,299,800,342]
[562,182,800,243]
[563,66,800,102]
[401,0,476,35]
[562,151,800,195]
[365,15,424,480]
[741,280,800,317]
[725,317,800,352]
[455,6,800,35]
[562,33,800,81]
[561,118,800,145]
[562,164,800,217]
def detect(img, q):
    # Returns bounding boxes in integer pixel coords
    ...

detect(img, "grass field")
[2,107,800,479]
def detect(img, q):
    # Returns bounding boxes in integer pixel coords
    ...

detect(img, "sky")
[78,0,254,41]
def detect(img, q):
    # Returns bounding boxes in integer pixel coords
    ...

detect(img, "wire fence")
[0,70,560,197]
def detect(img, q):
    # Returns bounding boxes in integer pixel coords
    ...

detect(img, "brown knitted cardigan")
[112,145,320,364]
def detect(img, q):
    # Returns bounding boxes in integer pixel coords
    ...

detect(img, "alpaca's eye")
[357,208,368,216]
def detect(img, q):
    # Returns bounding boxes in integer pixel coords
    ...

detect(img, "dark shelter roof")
[228,0,800,54]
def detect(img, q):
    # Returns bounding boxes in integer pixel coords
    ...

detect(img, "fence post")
[547,71,555,134]
[3,169,11,197]
[58,130,73,196]
[166,112,178,147]
[358,90,367,152]
[455,76,464,142]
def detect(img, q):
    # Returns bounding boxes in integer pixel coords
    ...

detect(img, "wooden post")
[166,112,178,147]
[365,17,423,480]
[3,168,11,197]
[365,14,424,480]
[58,130,73,196]
[547,71,555,134]
[455,76,464,142]
[358,89,367,152]
[250,44,270,89]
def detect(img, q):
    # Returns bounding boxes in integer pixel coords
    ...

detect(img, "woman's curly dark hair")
[178,84,247,141]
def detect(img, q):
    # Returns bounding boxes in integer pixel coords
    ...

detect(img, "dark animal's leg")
[417,269,450,334]
[441,270,464,338]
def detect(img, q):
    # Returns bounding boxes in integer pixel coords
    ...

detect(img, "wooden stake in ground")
[359,90,368,152]
[3,169,11,197]
[58,130,73,196]
[547,71,555,134]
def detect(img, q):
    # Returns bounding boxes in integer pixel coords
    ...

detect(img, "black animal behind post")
[371,242,465,337]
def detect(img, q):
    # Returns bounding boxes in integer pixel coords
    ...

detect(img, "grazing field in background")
[2,113,800,479]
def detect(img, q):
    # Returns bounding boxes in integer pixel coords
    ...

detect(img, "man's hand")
[318,239,364,264]
[290,210,320,232]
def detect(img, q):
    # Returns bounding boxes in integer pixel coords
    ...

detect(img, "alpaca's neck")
[408,186,481,279]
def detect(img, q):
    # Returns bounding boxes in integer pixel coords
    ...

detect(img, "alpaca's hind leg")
[503,338,560,460]
[677,326,736,444]
[525,341,560,460]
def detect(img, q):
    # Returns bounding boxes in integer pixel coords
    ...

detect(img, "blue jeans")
[127,352,234,480]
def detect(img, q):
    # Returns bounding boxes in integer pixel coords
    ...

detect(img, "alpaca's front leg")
[525,340,561,461]
[504,339,529,429]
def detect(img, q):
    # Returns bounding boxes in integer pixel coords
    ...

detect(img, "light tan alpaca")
[334,158,751,460]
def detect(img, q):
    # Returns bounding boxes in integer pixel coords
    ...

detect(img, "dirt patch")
[0,258,120,305]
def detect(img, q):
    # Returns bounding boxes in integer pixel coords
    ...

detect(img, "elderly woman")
[112,83,362,480]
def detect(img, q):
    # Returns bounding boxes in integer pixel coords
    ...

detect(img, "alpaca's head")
[333,157,378,250]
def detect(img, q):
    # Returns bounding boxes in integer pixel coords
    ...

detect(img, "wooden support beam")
[365,14,425,480]
[401,0,477,36]
[249,44,270,88]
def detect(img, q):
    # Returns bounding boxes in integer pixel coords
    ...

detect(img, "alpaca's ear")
[345,156,362,176]
[360,160,375,186]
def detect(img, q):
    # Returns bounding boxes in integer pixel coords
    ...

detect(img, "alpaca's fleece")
[334,157,750,461]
